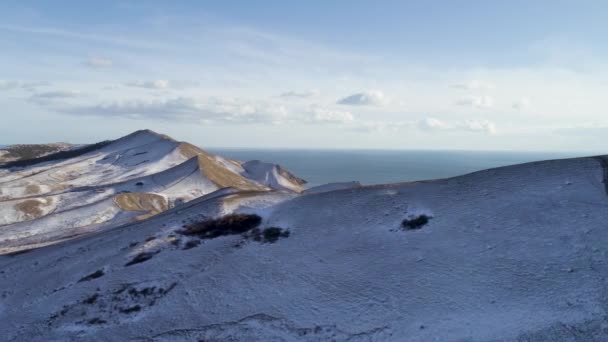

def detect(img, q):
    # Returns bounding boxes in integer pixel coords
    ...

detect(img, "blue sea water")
[211,149,591,187]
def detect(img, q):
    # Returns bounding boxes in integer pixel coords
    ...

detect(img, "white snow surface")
[1,152,608,341]
[0,130,304,251]
[241,160,305,193]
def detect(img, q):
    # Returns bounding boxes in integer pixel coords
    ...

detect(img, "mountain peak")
[124,129,176,142]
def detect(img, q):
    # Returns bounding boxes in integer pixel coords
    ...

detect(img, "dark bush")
[119,305,142,314]
[178,213,262,239]
[82,293,99,305]
[401,215,432,230]
[78,269,105,282]
[262,227,290,243]
[87,317,107,325]
[125,251,158,267]
[182,239,201,250]
[243,226,290,243]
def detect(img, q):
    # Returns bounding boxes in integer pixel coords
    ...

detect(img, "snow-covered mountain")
[0,130,303,253]
[1,132,608,341]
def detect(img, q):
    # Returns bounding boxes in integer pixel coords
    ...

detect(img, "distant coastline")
[212,149,586,187]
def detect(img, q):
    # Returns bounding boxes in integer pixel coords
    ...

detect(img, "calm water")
[211,149,589,187]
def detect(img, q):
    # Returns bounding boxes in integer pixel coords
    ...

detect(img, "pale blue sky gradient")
[1,1,607,151]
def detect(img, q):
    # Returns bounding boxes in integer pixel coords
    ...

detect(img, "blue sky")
[1,1,608,151]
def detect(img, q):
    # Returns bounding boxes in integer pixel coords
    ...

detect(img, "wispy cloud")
[126,80,170,89]
[279,90,320,98]
[309,107,354,123]
[512,97,531,110]
[0,80,50,91]
[337,90,388,106]
[450,80,495,90]
[85,57,112,68]
[29,90,83,104]
[0,24,162,50]
[125,80,199,90]
[455,95,494,108]
[419,117,497,134]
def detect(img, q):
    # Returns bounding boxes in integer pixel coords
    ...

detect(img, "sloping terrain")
[0,130,303,252]
[1,154,608,341]
[0,142,73,164]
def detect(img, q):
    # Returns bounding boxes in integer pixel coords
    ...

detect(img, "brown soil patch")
[25,184,41,195]
[114,193,169,221]
[177,143,267,191]
[14,198,52,220]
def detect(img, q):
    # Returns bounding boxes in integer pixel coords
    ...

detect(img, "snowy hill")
[2,132,608,341]
[0,130,303,253]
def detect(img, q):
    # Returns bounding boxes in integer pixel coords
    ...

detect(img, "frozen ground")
[1,131,608,341]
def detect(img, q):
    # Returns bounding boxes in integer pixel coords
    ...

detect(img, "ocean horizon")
[1,143,593,187]
[211,149,591,187]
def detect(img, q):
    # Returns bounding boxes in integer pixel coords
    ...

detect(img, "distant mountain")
[0,130,305,253]
[0,142,73,163]
[2,131,608,341]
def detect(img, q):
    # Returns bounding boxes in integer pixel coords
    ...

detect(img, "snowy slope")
[0,130,304,251]
[1,155,608,341]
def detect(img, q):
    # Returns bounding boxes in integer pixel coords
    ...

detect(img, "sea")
[211,149,592,187]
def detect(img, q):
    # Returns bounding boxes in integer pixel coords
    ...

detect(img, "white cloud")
[418,117,496,134]
[451,80,495,90]
[418,117,450,131]
[85,57,112,68]
[125,80,200,90]
[310,108,354,123]
[337,90,388,106]
[280,90,320,98]
[44,95,363,127]
[512,97,531,110]
[456,95,494,108]
[0,80,50,91]
[31,90,81,99]
[460,119,497,134]
[54,97,292,125]
[29,90,83,105]
[127,80,170,89]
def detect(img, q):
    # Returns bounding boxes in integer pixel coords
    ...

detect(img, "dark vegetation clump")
[78,269,105,282]
[178,213,262,239]
[262,227,290,243]
[1,140,112,169]
[87,317,107,325]
[243,227,290,244]
[3,144,64,161]
[182,239,201,250]
[119,305,142,314]
[135,181,144,186]
[401,215,432,230]
[125,251,159,267]
[82,293,99,305]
